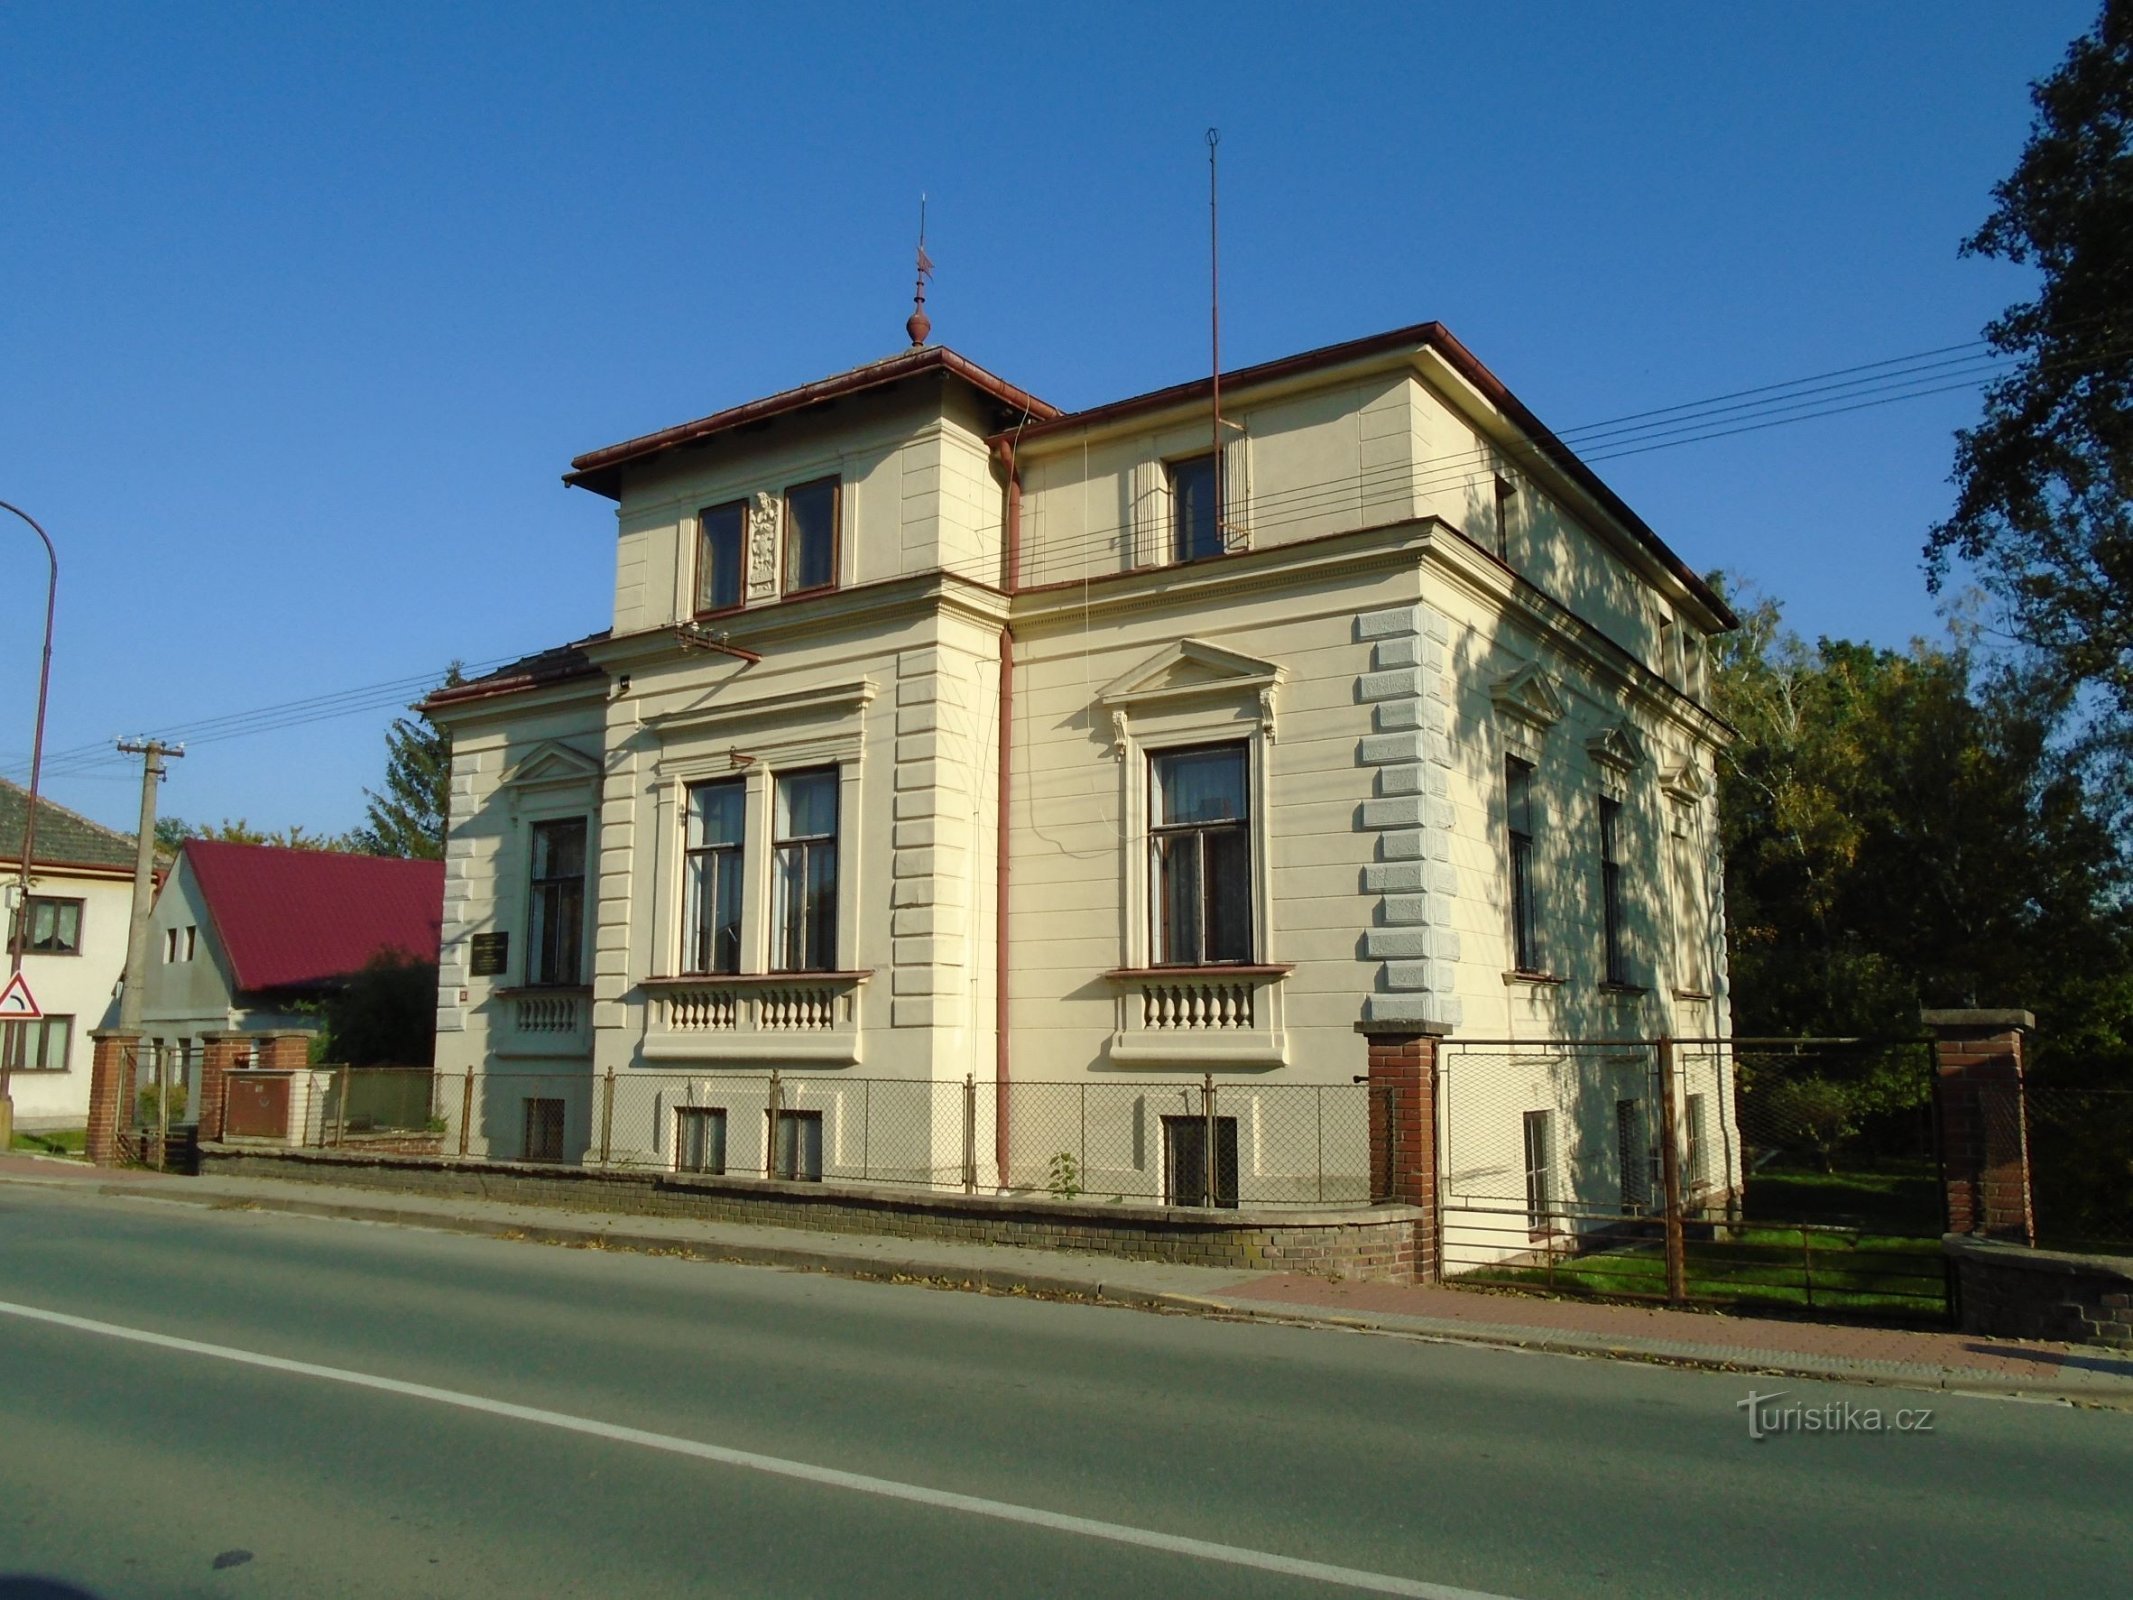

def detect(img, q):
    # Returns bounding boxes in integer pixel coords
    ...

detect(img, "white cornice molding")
[644,678,878,740]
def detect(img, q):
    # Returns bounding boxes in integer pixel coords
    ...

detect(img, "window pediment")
[1585,722,1646,775]
[501,741,603,792]
[1491,663,1566,731]
[1663,759,1712,804]
[1098,639,1282,710]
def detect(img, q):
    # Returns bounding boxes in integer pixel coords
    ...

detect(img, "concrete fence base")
[196,1143,1428,1280]
[1945,1234,2133,1349]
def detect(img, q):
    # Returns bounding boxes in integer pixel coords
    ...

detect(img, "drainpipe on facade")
[993,435,1023,1188]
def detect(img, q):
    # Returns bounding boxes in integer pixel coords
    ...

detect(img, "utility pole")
[115,740,181,1034]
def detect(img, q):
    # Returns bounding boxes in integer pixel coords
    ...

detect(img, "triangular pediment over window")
[1490,663,1566,731]
[501,740,603,791]
[1098,639,1283,711]
[1585,721,1646,774]
[1662,759,1713,804]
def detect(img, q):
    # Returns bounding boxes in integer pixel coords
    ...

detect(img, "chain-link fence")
[1439,1039,1951,1321]
[381,1069,1390,1208]
[2023,1083,2133,1252]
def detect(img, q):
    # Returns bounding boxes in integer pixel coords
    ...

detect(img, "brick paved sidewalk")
[1213,1273,2133,1398]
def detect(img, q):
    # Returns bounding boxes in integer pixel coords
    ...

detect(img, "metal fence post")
[1202,1072,1217,1209]
[154,1048,168,1171]
[766,1069,783,1178]
[962,1074,977,1193]
[599,1067,616,1165]
[1657,1035,1688,1305]
[458,1073,474,1157]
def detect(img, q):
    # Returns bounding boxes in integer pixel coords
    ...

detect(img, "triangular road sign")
[0,973,41,1021]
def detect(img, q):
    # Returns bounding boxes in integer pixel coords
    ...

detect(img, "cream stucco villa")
[425,321,1735,1219]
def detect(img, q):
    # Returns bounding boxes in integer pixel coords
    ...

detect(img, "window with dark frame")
[1506,756,1539,973]
[1,1016,72,1072]
[523,1097,566,1162]
[772,1108,824,1181]
[1523,1109,1555,1236]
[774,769,838,973]
[1150,744,1251,966]
[1162,1113,1239,1208]
[1684,1092,1708,1190]
[1616,1097,1651,1213]
[675,1107,728,1175]
[1599,795,1628,986]
[527,819,587,987]
[17,896,82,956]
[696,500,747,614]
[683,780,745,975]
[1168,453,1224,564]
[1493,475,1516,561]
[782,477,839,595]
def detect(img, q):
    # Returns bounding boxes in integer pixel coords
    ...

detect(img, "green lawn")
[9,1128,86,1157]
[1740,1160,1943,1233]
[1454,1225,1950,1323]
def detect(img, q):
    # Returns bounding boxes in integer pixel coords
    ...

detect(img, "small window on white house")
[1168,453,1224,564]
[184,925,197,962]
[1163,1113,1239,1208]
[1492,475,1517,562]
[1616,1098,1650,1214]
[3,1016,72,1072]
[18,896,83,957]
[675,1107,728,1175]
[1523,1110,1556,1237]
[164,927,179,964]
[772,1108,823,1181]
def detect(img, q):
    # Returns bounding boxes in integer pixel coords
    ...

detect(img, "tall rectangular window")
[1599,795,1627,986]
[774,769,839,972]
[1492,475,1517,561]
[696,500,746,614]
[675,1107,728,1175]
[17,896,82,956]
[1616,1097,1651,1213]
[1671,812,1706,993]
[523,1097,566,1162]
[1506,757,1539,973]
[772,1108,824,1181]
[527,819,587,987]
[683,781,745,975]
[1150,744,1251,966]
[1168,453,1223,564]
[782,477,839,595]
[1523,1110,1556,1236]
[1684,1092,1709,1190]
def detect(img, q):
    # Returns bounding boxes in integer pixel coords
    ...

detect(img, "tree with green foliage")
[1711,576,2133,1064]
[1928,2,2133,736]
[157,816,356,852]
[350,666,463,860]
[311,949,438,1067]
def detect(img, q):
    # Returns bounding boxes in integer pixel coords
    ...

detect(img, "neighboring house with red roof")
[1,777,140,1130]
[138,840,445,1072]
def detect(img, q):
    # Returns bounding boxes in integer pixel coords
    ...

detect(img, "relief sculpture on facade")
[748,491,779,599]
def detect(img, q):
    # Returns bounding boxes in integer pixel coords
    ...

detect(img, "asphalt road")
[0,1183,2126,1600]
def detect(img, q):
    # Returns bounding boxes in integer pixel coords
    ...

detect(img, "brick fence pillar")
[1358,1019,1448,1282]
[86,1030,139,1168]
[253,1030,316,1072]
[1924,1008,2036,1246]
[197,1031,252,1143]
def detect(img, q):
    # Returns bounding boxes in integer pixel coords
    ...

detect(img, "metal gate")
[1437,1037,1952,1323]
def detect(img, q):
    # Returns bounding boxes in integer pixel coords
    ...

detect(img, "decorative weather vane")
[906,194,934,346]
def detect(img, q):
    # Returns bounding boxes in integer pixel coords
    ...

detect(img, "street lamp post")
[1,499,58,1149]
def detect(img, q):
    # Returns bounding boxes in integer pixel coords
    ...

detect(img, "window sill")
[493,984,593,998]
[1502,970,1568,987]
[1671,987,1714,1002]
[779,583,840,603]
[1598,982,1650,997]
[1102,963,1293,981]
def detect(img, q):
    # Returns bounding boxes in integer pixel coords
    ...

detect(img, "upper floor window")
[683,780,745,975]
[1493,475,1517,562]
[1506,756,1540,974]
[774,769,839,972]
[1168,453,1224,564]
[18,896,82,956]
[783,477,840,596]
[697,500,746,615]
[1150,744,1252,965]
[161,924,196,964]
[527,818,587,987]
[1599,795,1628,986]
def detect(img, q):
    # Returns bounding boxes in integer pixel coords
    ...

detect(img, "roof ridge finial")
[906,193,933,347]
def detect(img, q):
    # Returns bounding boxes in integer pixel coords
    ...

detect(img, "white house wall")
[5,864,129,1126]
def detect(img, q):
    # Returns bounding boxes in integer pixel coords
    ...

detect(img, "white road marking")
[1,1296,1517,1600]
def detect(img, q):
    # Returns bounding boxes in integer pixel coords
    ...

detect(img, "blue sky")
[0,2,2099,836]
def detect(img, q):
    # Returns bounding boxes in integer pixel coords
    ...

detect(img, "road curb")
[16,1170,2131,1409]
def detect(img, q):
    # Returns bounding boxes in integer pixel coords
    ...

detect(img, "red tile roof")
[181,841,444,993]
